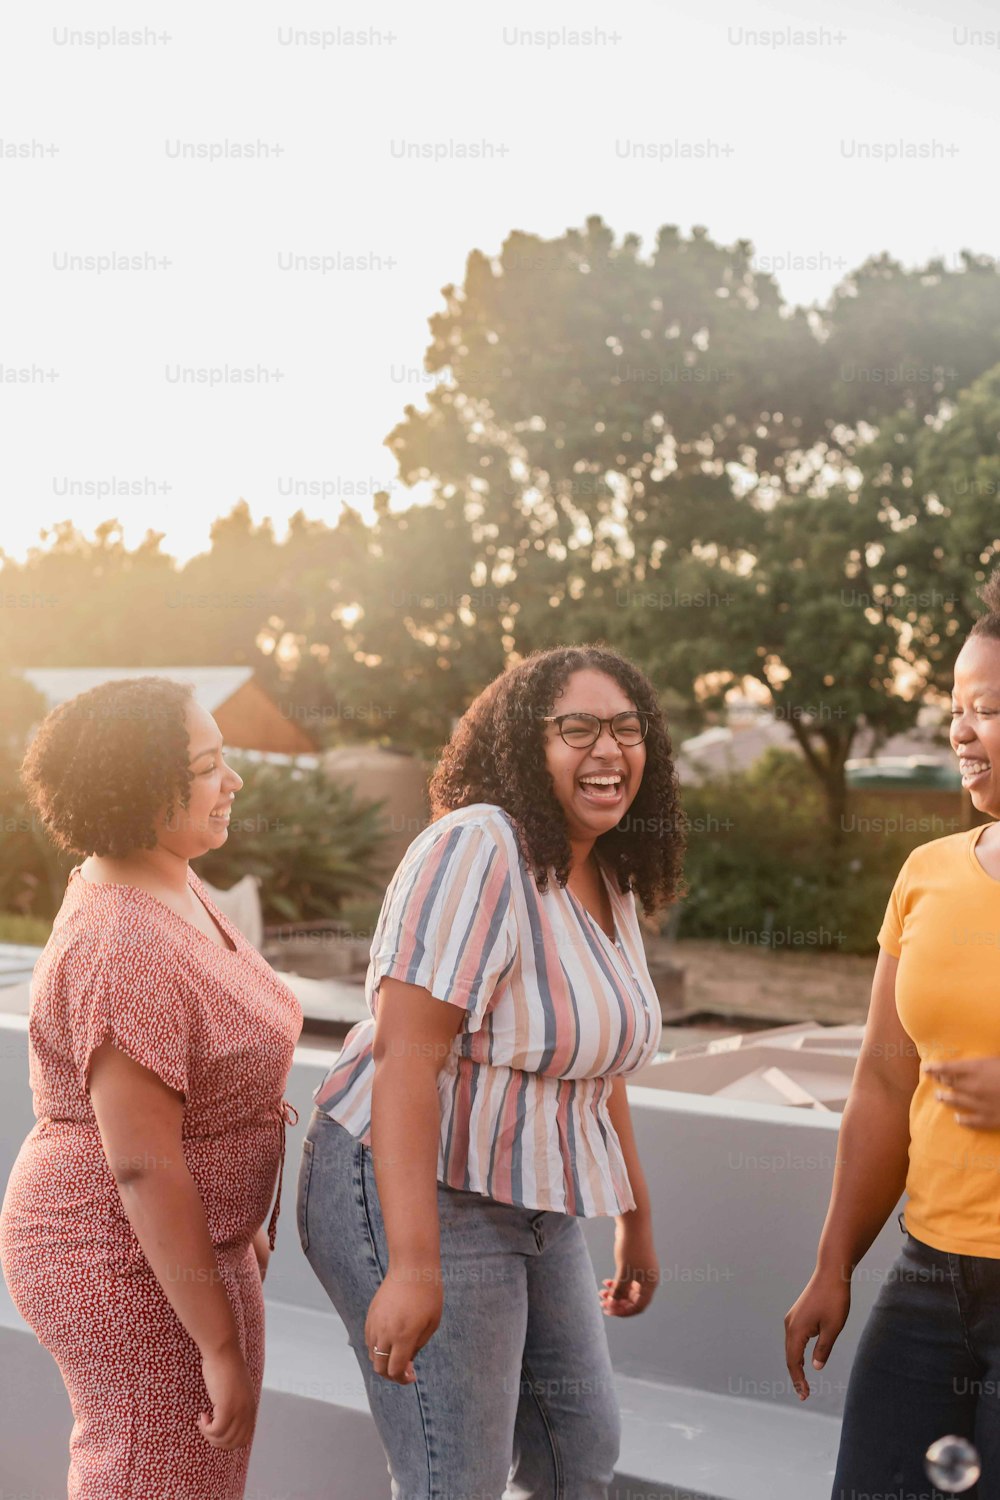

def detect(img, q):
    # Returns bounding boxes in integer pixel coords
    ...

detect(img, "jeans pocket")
[358,1143,390,1278]
[297,1137,315,1253]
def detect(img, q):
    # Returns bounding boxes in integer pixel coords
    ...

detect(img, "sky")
[2,0,999,564]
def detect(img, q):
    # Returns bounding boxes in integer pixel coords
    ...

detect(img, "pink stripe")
[451,853,509,999]
[391,836,455,973]
[490,1070,523,1203]
[554,1081,579,1216]
[444,1060,473,1183]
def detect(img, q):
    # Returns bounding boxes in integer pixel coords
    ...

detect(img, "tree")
[381,218,1000,831]
[850,361,1000,694]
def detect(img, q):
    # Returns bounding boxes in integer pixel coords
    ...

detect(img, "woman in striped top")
[297,645,685,1498]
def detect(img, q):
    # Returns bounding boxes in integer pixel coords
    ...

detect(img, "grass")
[0,913,51,946]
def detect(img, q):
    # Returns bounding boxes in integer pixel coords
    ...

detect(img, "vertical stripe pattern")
[314,803,662,1217]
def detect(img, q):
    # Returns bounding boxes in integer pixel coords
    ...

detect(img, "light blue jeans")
[296,1108,621,1499]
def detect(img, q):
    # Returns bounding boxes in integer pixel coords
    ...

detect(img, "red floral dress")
[0,864,303,1499]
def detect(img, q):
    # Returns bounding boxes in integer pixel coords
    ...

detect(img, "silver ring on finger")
[372,1345,390,1358]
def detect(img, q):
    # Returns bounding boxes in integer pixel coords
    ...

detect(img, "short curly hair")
[970,564,1000,643]
[427,644,686,917]
[21,676,195,858]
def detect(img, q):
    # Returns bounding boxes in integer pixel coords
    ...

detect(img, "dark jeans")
[833,1221,1000,1499]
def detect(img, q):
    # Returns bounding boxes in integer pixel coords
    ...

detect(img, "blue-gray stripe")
[526,880,560,1073]
[508,1069,530,1205]
[400,824,466,982]
[563,1082,584,1211]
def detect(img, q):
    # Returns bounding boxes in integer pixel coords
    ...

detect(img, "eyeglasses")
[540,711,650,748]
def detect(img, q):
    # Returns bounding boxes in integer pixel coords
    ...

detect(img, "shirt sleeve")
[876,856,910,958]
[371,818,515,1030]
[67,933,191,1098]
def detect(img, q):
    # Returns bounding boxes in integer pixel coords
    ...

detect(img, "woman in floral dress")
[0,676,302,1499]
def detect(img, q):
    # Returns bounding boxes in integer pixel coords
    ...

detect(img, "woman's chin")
[188,823,230,855]
[970,787,1000,821]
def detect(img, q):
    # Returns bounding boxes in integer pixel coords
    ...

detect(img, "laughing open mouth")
[577,774,624,802]
[959,757,991,789]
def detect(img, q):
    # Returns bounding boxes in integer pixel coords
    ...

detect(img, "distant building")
[16,666,318,756]
[676,700,959,786]
[676,700,973,832]
[321,745,434,874]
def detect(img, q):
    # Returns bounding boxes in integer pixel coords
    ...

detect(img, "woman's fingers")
[599,1275,647,1317]
[784,1314,815,1400]
[198,1410,250,1449]
[934,1085,992,1125]
[367,1335,419,1385]
[387,1345,415,1383]
[935,1085,977,1108]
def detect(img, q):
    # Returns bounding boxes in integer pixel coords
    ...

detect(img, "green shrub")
[0,777,74,922]
[193,755,389,924]
[0,751,391,927]
[0,912,52,946]
[677,749,926,954]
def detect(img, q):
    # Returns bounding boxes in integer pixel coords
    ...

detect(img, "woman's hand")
[784,1269,851,1401]
[364,1266,444,1385]
[252,1225,271,1282]
[600,1216,659,1317]
[198,1341,258,1449]
[924,1057,1000,1130]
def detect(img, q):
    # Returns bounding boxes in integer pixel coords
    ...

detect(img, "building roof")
[676,709,958,785]
[18,666,255,715]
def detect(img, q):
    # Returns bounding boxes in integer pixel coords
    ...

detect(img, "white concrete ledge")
[1,1013,900,1497]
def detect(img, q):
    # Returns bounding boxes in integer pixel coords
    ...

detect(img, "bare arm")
[88,1041,256,1448]
[607,1076,652,1221]
[602,1077,659,1316]
[814,949,916,1280]
[785,949,916,1398]
[364,976,466,1383]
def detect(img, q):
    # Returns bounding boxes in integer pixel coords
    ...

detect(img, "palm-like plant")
[193,755,391,924]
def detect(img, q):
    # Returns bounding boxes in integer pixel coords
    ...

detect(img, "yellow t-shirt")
[879,824,1000,1257]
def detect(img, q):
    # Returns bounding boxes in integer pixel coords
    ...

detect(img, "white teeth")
[960,762,989,774]
[579,776,622,786]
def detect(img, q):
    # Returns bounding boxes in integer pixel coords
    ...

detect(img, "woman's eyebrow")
[189,743,222,764]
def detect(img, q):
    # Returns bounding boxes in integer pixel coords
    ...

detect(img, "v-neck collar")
[71,863,240,955]
[565,857,625,953]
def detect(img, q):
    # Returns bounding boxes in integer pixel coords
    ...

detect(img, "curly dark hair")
[427,645,686,917]
[21,677,196,858]
[970,565,1000,642]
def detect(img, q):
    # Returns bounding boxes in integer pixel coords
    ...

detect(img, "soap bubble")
[924,1435,981,1492]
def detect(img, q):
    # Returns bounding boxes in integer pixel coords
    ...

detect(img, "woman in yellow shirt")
[786,569,1000,1498]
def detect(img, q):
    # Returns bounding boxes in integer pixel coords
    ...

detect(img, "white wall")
[0,1016,904,1494]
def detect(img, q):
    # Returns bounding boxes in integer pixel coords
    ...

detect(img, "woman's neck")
[567,841,599,878]
[82,846,191,896]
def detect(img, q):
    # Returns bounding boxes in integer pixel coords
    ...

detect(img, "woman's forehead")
[551,668,635,710]
[954,636,1000,693]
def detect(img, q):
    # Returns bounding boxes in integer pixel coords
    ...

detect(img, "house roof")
[677,714,958,785]
[18,667,255,715]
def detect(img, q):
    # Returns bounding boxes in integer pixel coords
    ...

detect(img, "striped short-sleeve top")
[314,802,663,1217]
